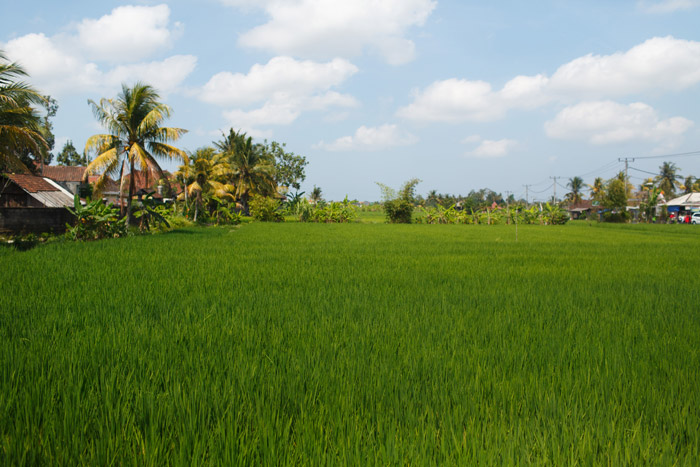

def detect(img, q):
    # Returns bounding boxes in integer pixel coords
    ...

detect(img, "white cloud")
[544,101,693,145]
[549,36,700,98]
[315,124,418,151]
[638,0,700,13]
[200,57,358,106]
[76,4,181,62]
[398,36,700,123]
[1,5,192,96]
[466,138,517,158]
[201,57,359,133]
[222,0,436,65]
[397,75,549,123]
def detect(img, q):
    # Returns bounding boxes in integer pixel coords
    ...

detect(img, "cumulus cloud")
[398,36,700,123]
[549,36,700,98]
[1,4,193,95]
[397,75,550,123]
[200,57,358,106]
[638,0,700,13]
[315,124,418,151]
[201,56,359,133]
[464,136,518,158]
[544,101,693,145]
[76,5,181,62]
[221,0,436,65]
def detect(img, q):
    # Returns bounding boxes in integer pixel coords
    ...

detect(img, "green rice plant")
[0,222,698,464]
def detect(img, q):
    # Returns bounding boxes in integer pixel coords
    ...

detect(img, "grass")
[1,222,699,464]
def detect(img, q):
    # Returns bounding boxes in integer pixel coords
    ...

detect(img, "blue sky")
[4,0,700,201]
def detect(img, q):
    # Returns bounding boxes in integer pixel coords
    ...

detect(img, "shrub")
[66,196,127,241]
[384,199,414,224]
[249,195,284,222]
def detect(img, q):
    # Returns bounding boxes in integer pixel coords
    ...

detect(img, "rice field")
[1,222,699,464]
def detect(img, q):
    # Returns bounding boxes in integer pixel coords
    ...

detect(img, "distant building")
[1,174,73,208]
[41,165,88,195]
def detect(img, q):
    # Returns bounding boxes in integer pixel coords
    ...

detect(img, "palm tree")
[310,185,323,204]
[215,129,275,214]
[176,147,235,221]
[655,161,680,197]
[682,175,695,194]
[589,177,604,203]
[0,50,48,173]
[84,83,186,228]
[566,176,584,205]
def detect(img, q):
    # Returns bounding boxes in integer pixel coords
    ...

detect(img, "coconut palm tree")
[176,147,235,221]
[682,175,695,194]
[310,185,323,204]
[655,161,680,197]
[84,83,186,228]
[215,129,275,214]
[0,50,48,173]
[589,177,604,203]
[566,176,584,205]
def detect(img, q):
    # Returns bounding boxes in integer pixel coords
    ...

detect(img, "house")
[40,165,88,195]
[1,174,74,208]
[566,200,595,219]
[0,174,75,233]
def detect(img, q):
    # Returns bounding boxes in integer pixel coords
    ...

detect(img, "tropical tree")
[682,175,695,194]
[215,129,275,214]
[310,185,323,203]
[0,50,48,173]
[655,161,680,197]
[589,177,604,204]
[84,82,187,228]
[566,176,584,204]
[176,147,235,222]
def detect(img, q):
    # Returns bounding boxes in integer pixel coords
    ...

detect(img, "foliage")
[566,176,584,204]
[310,185,323,203]
[249,194,283,222]
[215,129,276,214]
[84,82,187,228]
[66,195,126,240]
[655,161,680,197]
[378,178,421,223]
[604,177,628,211]
[132,192,170,233]
[420,202,568,225]
[1,223,700,464]
[298,197,357,223]
[0,50,49,173]
[56,139,88,166]
[260,140,307,190]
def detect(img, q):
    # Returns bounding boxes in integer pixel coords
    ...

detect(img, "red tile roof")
[41,165,86,182]
[6,174,58,193]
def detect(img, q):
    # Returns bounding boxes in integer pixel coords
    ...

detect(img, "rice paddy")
[1,222,699,464]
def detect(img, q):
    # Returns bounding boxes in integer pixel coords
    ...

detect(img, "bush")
[249,195,284,222]
[384,199,414,224]
[298,198,357,223]
[66,196,127,241]
[602,210,630,223]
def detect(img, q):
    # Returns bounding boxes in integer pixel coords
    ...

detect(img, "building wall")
[0,208,75,233]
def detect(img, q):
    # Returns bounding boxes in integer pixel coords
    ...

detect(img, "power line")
[633,150,700,160]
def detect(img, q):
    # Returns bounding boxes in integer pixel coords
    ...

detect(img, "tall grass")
[1,223,699,464]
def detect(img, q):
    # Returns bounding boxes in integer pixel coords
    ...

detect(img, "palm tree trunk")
[126,159,135,230]
[118,160,125,217]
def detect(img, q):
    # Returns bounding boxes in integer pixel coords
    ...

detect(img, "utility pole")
[618,157,635,200]
[523,185,531,206]
[549,176,558,204]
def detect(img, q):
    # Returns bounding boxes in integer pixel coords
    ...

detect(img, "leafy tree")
[260,140,307,191]
[215,129,276,214]
[57,139,88,166]
[0,50,48,173]
[566,176,584,204]
[377,178,421,223]
[84,82,187,229]
[655,161,680,197]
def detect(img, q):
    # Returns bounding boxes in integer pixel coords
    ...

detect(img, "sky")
[3,0,700,201]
